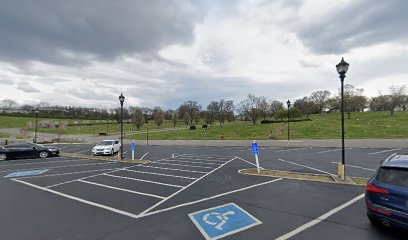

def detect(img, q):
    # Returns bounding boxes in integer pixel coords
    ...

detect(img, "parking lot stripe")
[123,169,198,180]
[74,149,91,154]
[170,158,227,163]
[0,158,91,168]
[140,152,149,160]
[237,157,265,169]
[138,165,208,174]
[317,148,352,154]
[12,178,140,219]
[139,157,237,216]
[180,153,236,158]
[0,161,117,173]
[276,148,308,152]
[277,158,336,176]
[330,162,376,172]
[77,179,166,199]
[141,178,283,218]
[156,159,222,165]
[368,148,401,155]
[103,174,184,188]
[151,162,216,169]
[275,193,365,240]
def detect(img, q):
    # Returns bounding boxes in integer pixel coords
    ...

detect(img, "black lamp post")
[33,108,39,143]
[287,100,291,146]
[336,57,349,180]
[119,93,125,159]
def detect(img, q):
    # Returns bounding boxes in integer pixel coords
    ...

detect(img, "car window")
[5,144,24,148]
[376,167,408,188]
[115,141,119,144]
[97,141,113,146]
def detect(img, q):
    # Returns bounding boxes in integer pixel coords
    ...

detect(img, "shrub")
[202,124,208,128]
[190,126,196,130]
[261,120,274,124]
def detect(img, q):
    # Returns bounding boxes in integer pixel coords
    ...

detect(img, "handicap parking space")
[1,144,406,240]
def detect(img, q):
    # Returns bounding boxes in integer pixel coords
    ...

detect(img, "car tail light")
[367,204,392,216]
[367,184,389,194]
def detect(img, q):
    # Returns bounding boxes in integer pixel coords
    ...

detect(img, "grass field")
[1,111,407,140]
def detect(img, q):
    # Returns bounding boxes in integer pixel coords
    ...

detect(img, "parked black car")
[0,143,60,161]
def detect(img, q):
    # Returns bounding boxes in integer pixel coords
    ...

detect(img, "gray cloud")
[0,0,207,64]
[17,82,40,92]
[296,0,408,54]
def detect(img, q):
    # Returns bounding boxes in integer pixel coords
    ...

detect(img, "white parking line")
[141,178,283,218]
[170,158,227,163]
[277,158,336,176]
[330,162,376,172]
[276,148,308,153]
[317,148,352,154]
[122,169,198,180]
[103,174,184,188]
[156,159,221,165]
[275,193,365,240]
[151,162,216,169]
[78,179,166,199]
[236,157,265,169]
[180,153,236,158]
[12,178,140,219]
[0,161,117,173]
[139,157,237,215]
[138,165,208,174]
[368,148,401,155]
[16,168,122,179]
[140,152,149,160]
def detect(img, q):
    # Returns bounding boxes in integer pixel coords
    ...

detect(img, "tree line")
[1,85,406,128]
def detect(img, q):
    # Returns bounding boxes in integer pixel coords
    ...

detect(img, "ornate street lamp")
[119,93,125,159]
[287,100,291,146]
[336,57,349,180]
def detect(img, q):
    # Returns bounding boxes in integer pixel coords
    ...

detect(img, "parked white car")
[92,140,121,156]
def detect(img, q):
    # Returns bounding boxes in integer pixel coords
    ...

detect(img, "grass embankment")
[290,111,408,139]
[1,111,407,139]
[126,121,281,140]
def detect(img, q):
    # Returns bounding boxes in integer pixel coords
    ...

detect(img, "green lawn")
[290,111,408,139]
[125,121,280,140]
[1,111,408,140]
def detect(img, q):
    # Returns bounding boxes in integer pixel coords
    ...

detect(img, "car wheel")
[39,151,49,158]
[111,149,114,155]
[0,153,7,161]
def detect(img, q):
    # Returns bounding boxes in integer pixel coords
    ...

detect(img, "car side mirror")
[33,147,36,149]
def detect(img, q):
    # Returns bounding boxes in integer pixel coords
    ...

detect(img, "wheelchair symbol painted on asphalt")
[203,211,235,230]
[189,203,262,240]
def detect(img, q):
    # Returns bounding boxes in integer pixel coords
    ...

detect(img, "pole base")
[338,162,345,180]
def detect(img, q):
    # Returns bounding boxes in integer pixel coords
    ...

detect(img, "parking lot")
[0,143,406,239]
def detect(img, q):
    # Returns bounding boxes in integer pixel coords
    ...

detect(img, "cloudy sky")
[0,0,407,109]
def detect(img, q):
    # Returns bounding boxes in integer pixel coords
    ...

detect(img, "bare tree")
[178,101,201,124]
[153,107,165,128]
[183,112,191,127]
[131,108,144,130]
[294,97,317,117]
[310,90,331,114]
[206,101,218,125]
[388,85,407,115]
[269,100,283,117]
[258,97,269,120]
[239,94,261,125]
[172,111,178,127]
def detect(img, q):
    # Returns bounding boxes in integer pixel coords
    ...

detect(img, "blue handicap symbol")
[5,169,49,178]
[131,142,136,151]
[189,203,262,239]
[252,142,259,154]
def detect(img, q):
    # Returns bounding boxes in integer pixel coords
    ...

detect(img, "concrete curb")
[239,168,369,186]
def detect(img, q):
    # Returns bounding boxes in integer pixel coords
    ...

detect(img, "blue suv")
[366,152,408,229]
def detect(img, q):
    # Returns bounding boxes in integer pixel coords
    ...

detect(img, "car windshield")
[97,141,113,146]
[376,167,408,188]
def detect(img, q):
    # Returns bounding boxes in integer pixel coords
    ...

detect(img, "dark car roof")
[382,153,408,169]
